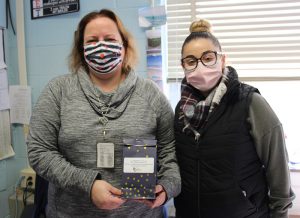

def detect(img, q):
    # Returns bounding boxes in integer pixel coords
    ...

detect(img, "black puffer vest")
[174,69,269,218]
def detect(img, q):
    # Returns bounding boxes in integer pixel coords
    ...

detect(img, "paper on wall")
[0,29,6,69]
[9,85,31,124]
[0,160,7,191]
[0,69,10,110]
[0,110,15,161]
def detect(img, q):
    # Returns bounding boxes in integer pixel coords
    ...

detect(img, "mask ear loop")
[220,51,226,71]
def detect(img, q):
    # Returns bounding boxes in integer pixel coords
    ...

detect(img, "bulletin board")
[31,0,80,19]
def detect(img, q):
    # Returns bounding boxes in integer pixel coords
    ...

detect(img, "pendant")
[99,116,108,126]
[102,127,110,137]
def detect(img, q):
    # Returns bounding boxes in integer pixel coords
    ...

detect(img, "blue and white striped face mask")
[84,41,123,74]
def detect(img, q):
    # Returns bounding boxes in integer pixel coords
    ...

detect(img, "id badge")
[97,143,114,168]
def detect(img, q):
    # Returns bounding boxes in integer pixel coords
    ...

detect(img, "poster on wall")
[146,29,163,90]
[139,6,166,28]
[146,29,161,56]
[147,55,163,90]
[31,0,80,19]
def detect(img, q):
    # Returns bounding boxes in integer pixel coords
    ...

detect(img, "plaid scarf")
[179,68,229,141]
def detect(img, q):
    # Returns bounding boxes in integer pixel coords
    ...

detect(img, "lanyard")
[98,97,111,138]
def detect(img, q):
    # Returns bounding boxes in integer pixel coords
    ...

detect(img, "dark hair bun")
[189,19,212,33]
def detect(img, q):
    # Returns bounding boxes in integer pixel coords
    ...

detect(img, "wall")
[24,0,149,105]
[0,1,150,217]
[0,0,29,217]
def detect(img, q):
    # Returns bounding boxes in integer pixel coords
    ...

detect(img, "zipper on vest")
[197,160,201,217]
[195,132,200,142]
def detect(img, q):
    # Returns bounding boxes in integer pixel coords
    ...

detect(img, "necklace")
[96,73,125,137]
[98,97,111,137]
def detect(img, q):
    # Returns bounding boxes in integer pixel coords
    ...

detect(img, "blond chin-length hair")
[69,9,138,74]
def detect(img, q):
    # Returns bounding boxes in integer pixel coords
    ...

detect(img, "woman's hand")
[91,180,125,210]
[137,185,167,208]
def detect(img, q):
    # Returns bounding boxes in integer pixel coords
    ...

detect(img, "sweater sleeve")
[27,78,99,201]
[248,93,295,218]
[146,81,181,200]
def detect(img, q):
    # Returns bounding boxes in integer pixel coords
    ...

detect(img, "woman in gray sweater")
[27,9,181,218]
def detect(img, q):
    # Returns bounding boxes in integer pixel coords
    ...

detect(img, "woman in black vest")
[174,19,295,218]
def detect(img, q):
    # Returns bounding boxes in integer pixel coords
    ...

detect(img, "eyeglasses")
[181,50,222,72]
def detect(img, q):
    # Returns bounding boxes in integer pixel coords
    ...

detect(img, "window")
[245,80,300,167]
[166,0,300,80]
[165,0,300,164]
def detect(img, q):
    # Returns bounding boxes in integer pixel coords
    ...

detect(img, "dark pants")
[32,175,48,218]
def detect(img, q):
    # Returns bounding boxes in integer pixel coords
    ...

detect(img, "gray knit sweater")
[27,71,181,218]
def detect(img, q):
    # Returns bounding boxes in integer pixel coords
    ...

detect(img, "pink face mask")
[184,59,223,92]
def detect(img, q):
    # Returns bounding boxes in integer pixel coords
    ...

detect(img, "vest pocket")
[199,187,257,217]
